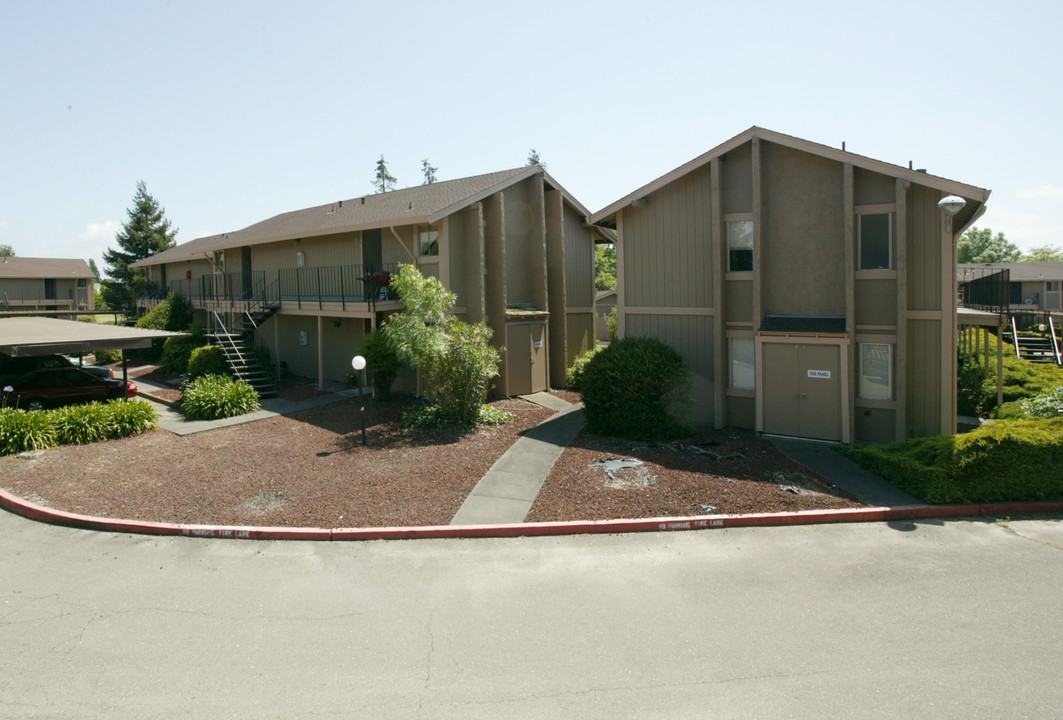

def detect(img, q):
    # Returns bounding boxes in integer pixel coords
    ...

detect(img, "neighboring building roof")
[590,126,992,237]
[0,257,94,280]
[0,317,183,355]
[134,166,592,268]
[958,262,1063,282]
[595,289,617,303]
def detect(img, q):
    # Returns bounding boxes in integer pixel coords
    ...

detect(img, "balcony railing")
[278,264,398,310]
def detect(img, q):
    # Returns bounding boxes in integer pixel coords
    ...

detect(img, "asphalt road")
[2,510,1061,719]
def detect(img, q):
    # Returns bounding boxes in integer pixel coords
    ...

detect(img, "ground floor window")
[859,342,891,399]
[729,337,755,389]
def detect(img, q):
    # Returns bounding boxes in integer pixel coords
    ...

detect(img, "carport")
[0,316,185,397]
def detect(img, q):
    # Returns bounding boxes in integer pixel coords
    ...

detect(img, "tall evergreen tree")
[101,181,177,314]
[526,149,546,169]
[87,258,101,282]
[421,158,437,185]
[373,155,397,193]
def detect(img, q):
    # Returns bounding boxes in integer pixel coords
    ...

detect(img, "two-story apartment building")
[133,167,600,395]
[0,257,95,312]
[590,127,990,444]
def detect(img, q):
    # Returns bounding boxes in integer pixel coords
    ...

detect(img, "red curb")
[2,486,1061,542]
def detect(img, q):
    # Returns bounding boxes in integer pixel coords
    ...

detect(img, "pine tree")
[88,258,101,282]
[373,155,397,193]
[527,149,545,169]
[101,181,178,314]
[421,159,437,185]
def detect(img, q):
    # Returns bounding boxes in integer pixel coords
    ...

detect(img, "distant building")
[0,257,95,311]
[958,262,1063,312]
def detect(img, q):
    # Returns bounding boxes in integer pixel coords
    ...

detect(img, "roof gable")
[590,126,992,228]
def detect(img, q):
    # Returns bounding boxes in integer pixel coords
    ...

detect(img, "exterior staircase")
[208,282,281,398]
[1005,315,1062,365]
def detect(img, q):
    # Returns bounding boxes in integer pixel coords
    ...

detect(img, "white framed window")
[859,342,892,399]
[419,225,439,257]
[729,337,755,389]
[858,213,891,270]
[726,220,753,272]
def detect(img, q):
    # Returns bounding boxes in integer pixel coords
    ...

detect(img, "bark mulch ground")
[0,389,865,529]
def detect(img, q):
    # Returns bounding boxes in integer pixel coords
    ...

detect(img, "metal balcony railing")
[277,264,398,310]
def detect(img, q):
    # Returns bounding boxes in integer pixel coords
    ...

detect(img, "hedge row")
[0,400,158,456]
[841,418,1063,504]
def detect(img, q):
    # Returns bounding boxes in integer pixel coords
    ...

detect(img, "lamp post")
[352,355,367,446]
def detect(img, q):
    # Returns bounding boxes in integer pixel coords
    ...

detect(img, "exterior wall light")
[938,195,967,232]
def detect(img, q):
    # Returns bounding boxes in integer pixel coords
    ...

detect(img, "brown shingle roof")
[0,257,94,279]
[134,166,587,268]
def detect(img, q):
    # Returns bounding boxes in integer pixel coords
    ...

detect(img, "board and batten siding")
[252,232,362,281]
[906,318,941,437]
[760,142,845,317]
[625,313,715,423]
[622,164,714,309]
[562,203,595,309]
[906,185,942,311]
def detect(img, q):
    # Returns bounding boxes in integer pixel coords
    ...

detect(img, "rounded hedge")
[580,336,693,440]
[186,345,229,380]
[182,374,261,421]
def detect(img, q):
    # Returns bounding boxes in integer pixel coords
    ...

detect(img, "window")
[859,343,891,399]
[727,220,753,272]
[1047,281,1059,292]
[858,213,891,270]
[729,338,755,389]
[419,225,439,256]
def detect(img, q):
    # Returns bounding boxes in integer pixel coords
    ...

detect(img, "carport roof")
[0,317,185,356]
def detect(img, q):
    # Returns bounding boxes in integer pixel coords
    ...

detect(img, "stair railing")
[210,311,252,382]
[1051,315,1062,366]
[1011,315,1021,359]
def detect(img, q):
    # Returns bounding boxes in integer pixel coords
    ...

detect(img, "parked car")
[1,367,138,411]
[0,353,71,386]
[63,356,115,379]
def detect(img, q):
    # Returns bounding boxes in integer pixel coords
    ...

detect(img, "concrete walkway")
[769,436,921,507]
[135,376,366,436]
[450,396,585,525]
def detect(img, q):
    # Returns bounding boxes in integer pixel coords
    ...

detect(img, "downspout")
[389,227,417,263]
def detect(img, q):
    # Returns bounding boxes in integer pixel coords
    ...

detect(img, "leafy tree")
[0,245,14,257]
[382,264,502,425]
[595,243,617,290]
[1021,245,1063,262]
[101,181,177,314]
[957,227,1020,264]
[87,258,101,282]
[421,159,437,185]
[373,155,397,193]
[527,149,545,169]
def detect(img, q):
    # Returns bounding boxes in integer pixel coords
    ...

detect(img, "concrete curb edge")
[2,486,1061,541]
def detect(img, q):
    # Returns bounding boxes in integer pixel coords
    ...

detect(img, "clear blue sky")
[2,0,1061,271]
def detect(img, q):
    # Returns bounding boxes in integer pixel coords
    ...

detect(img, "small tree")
[382,264,501,425]
[595,244,617,290]
[421,159,437,185]
[0,245,14,257]
[88,258,101,282]
[361,330,401,400]
[1022,245,1063,262]
[373,155,397,193]
[101,181,178,314]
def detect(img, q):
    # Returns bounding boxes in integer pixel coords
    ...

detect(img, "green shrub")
[567,347,602,391]
[0,408,57,455]
[51,403,112,445]
[136,293,194,360]
[161,336,201,374]
[580,336,693,440]
[92,348,122,364]
[841,418,1063,503]
[959,332,1063,415]
[607,306,618,343]
[186,345,230,380]
[361,330,401,400]
[106,399,158,437]
[182,374,260,420]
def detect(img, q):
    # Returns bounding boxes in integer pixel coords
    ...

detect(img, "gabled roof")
[590,126,992,235]
[134,166,592,268]
[0,257,94,280]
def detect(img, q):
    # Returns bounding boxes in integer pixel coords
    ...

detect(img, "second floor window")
[727,220,753,272]
[419,226,439,256]
[858,213,891,270]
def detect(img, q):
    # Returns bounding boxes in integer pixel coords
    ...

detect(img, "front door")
[505,322,548,396]
[762,342,842,442]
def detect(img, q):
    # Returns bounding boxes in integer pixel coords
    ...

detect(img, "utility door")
[762,342,842,442]
[506,322,548,396]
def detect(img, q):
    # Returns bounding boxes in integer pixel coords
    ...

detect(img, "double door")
[762,342,842,442]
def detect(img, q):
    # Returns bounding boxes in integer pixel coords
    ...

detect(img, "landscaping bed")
[0,393,864,529]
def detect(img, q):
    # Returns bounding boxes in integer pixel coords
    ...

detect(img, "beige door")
[762,342,842,442]
[506,323,548,396]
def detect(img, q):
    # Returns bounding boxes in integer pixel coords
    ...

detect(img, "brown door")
[762,342,842,442]
[506,323,548,396]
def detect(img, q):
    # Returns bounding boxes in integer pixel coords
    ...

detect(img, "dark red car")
[1,367,138,411]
